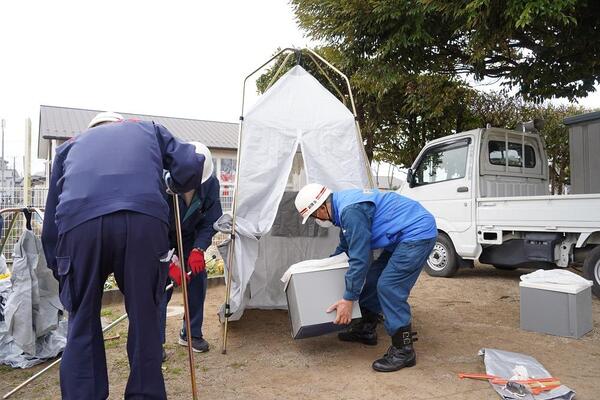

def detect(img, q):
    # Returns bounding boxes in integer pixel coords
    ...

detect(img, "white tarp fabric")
[218,65,370,321]
[2,230,63,358]
[520,269,593,287]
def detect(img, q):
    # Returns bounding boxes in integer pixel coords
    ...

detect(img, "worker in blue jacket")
[41,112,204,400]
[295,183,437,372]
[159,142,223,359]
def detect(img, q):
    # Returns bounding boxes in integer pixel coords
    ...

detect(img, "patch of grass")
[0,364,14,373]
[100,308,113,318]
[112,357,129,370]
[168,367,183,375]
[104,337,124,350]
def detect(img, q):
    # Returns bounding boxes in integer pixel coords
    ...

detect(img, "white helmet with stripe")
[295,183,332,224]
[189,141,214,183]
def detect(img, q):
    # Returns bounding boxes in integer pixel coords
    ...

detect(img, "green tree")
[534,104,586,194]
[291,0,600,100]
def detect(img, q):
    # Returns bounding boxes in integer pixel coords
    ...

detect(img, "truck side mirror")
[407,168,415,188]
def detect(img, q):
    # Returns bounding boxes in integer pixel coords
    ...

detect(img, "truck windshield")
[414,139,470,185]
[489,141,536,168]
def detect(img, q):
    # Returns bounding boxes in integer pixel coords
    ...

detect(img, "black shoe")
[372,325,418,372]
[178,331,209,353]
[338,309,379,346]
[162,347,167,363]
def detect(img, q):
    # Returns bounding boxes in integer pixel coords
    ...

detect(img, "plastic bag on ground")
[478,348,575,400]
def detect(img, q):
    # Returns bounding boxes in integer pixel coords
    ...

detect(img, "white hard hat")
[295,183,332,224]
[88,111,124,128]
[189,141,214,183]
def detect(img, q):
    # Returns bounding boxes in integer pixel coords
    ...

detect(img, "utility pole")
[24,118,31,207]
[1,119,4,204]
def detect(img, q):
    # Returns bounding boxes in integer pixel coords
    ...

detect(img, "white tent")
[219,64,372,324]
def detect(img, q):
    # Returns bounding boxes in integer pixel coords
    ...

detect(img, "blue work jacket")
[168,176,223,255]
[331,189,437,300]
[42,120,204,273]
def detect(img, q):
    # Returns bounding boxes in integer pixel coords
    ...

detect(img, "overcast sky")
[1,1,598,174]
[0,0,307,172]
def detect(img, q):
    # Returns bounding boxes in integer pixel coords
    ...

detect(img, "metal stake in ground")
[172,193,199,399]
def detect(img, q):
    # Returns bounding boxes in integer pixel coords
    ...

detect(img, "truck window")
[414,139,470,185]
[489,141,536,168]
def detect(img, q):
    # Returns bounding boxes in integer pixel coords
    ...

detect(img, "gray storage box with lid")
[519,280,593,338]
[285,265,361,339]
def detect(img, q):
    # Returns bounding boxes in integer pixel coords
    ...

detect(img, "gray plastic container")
[520,281,593,338]
[285,266,361,339]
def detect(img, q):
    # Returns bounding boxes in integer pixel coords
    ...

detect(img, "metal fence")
[1,187,47,261]
[0,185,234,262]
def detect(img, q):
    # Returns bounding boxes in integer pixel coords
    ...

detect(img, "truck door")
[402,137,475,255]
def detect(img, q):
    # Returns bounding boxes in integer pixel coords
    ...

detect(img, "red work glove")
[188,248,206,275]
[168,256,190,287]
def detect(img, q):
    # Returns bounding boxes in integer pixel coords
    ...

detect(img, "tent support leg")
[221,250,234,354]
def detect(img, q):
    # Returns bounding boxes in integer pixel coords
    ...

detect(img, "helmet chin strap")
[325,201,332,221]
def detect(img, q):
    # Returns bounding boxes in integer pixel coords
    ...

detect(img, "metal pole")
[2,272,188,399]
[221,50,297,355]
[1,119,5,200]
[24,119,31,208]
[0,211,19,255]
[172,193,199,399]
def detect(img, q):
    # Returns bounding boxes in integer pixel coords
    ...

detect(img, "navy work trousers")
[359,238,436,335]
[56,211,169,400]
[158,255,208,343]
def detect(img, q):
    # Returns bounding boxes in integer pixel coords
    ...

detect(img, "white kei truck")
[398,126,600,298]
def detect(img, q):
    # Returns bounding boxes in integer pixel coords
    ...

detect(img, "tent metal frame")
[220,48,374,354]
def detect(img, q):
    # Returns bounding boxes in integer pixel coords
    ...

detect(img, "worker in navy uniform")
[295,183,437,372]
[41,112,204,400]
[158,142,222,359]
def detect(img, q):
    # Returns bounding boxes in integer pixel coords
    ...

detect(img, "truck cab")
[398,127,600,297]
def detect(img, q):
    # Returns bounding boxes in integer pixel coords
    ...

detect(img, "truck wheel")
[424,232,458,277]
[583,246,600,298]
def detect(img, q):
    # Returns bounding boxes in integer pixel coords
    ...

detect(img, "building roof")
[38,105,239,153]
[564,111,600,126]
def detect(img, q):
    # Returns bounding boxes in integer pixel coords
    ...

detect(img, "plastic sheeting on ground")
[0,230,66,369]
[479,348,575,400]
[217,66,371,322]
[0,319,68,369]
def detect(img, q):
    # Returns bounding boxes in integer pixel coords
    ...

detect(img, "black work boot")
[372,325,418,372]
[337,309,379,346]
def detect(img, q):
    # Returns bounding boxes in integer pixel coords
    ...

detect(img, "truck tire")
[424,232,459,277]
[583,246,600,298]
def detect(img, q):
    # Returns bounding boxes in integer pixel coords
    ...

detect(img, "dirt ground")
[2,264,599,399]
